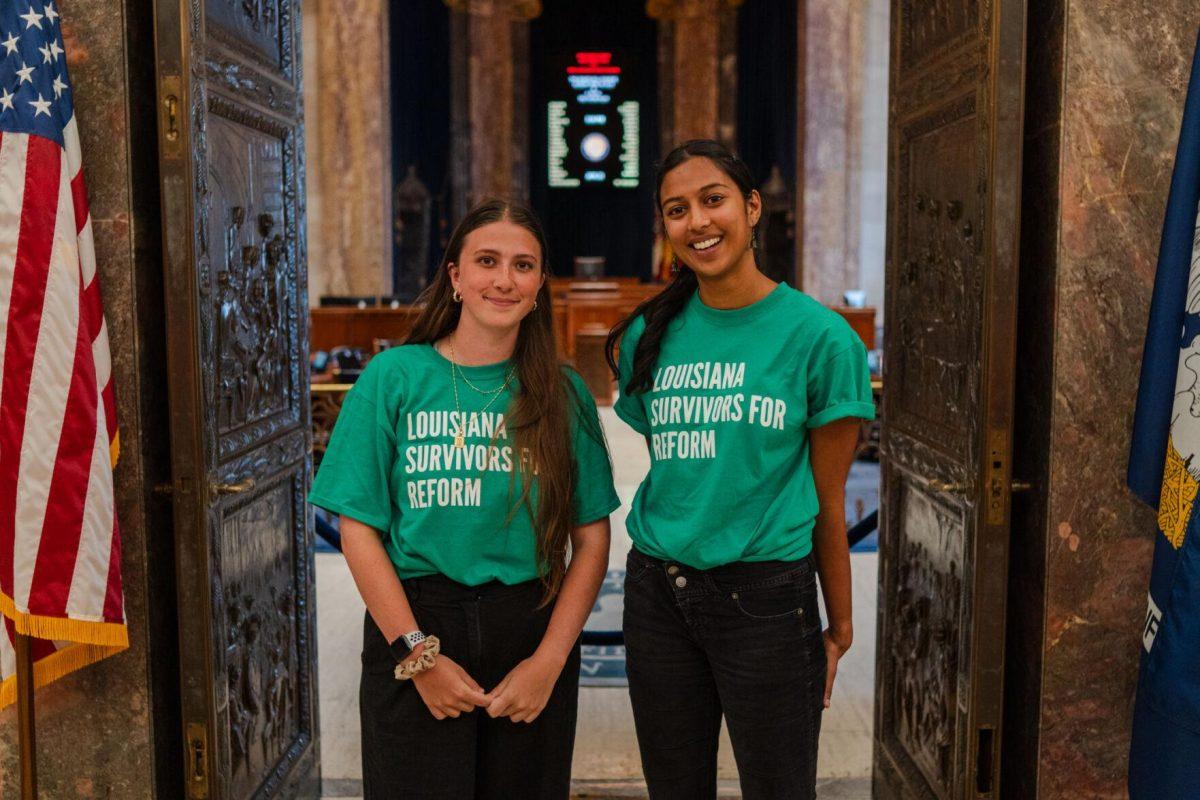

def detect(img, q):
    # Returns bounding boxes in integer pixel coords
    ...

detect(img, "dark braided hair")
[605,139,762,394]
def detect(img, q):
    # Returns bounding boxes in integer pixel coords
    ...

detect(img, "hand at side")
[411,652,489,719]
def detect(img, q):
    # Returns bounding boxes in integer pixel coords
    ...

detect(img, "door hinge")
[185,722,209,799]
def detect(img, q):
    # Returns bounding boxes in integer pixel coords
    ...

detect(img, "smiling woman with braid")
[310,200,619,799]
[606,140,875,800]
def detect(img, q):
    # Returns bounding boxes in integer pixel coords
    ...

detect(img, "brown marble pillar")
[1005,1,1200,796]
[468,8,515,202]
[649,0,740,148]
[798,0,866,302]
[0,0,173,796]
[307,0,391,298]
[447,0,540,208]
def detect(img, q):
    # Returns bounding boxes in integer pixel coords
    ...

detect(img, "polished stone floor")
[317,408,878,799]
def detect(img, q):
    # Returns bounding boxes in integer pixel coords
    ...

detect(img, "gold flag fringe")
[0,641,127,709]
[0,591,128,709]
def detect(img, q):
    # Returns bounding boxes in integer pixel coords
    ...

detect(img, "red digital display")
[567,51,622,75]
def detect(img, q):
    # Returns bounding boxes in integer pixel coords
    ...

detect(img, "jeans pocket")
[730,570,821,634]
[624,550,656,585]
[731,581,807,621]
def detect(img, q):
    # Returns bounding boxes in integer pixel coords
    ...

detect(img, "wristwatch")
[387,630,427,663]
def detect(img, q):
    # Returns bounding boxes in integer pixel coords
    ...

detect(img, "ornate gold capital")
[443,0,541,19]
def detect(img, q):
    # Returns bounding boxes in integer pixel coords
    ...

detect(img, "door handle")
[914,477,1031,495]
[913,474,971,495]
[927,479,969,494]
[210,477,255,496]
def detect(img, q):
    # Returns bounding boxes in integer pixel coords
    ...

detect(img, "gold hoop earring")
[533,299,539,310]
[452,288,462,303]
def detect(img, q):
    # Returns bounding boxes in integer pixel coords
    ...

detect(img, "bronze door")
[154,0,317,797]
[873,1,1026,798]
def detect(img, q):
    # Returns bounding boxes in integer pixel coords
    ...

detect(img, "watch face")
[387,637,412,663]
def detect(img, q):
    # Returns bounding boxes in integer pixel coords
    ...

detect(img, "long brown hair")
[405,199,584,603]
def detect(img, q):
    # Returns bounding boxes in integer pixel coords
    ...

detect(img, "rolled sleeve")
[308,377,398,532]
[806,338,875,429]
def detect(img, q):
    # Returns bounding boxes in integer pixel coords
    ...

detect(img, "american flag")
[0,2,126,708]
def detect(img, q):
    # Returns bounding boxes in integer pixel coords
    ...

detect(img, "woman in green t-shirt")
[606,140,875,799]
[310,200,619,799]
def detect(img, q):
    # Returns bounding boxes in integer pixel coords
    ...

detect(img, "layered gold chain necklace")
[447,337,516,448]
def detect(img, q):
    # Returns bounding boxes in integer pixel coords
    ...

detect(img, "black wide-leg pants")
[359,575,581,800]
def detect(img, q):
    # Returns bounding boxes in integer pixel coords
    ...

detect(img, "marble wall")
[1008,1,1200,796]
[305,0,392,301]
[0,0,175,796]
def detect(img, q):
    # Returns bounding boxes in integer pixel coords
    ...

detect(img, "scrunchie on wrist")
[394,635,441,681]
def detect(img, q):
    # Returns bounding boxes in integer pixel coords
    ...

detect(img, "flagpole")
[14,631,38,799]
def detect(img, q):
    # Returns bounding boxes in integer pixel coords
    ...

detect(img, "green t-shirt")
[309,343,620,586]
[614,283,875,569]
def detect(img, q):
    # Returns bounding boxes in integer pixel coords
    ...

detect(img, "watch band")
[387,630,426,662]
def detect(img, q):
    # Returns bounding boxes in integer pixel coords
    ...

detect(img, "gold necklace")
[447,338,515,448]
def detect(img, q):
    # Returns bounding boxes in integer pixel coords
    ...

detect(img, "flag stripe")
[69,170,85,236]
[0,128,13,407]
[29,226,98,616]
[81,262,102,342]
[11,140,70,610]
[29,634,55,667]
[0,615,13,680]
[100,515,122,623]
[66,406,115,621]
[63,115,80,180]
[0,132,38,602]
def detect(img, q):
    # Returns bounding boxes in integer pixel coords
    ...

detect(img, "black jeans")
[623,547,826,800]
[360,575,581,799]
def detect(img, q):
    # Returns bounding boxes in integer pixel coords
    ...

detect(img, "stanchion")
[14,631,37,799]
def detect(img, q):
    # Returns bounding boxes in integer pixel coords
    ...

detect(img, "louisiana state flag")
[1127,27,1200,799]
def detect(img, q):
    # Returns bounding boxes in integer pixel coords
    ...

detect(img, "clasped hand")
[411,651,562,723]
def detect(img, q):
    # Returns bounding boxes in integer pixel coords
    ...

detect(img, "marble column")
[307,0,391,299]
[1004,1,1200,796]
[446,0,540,209]
[0,0,173,796]
[649,0,740,148]
[798,0,866,303]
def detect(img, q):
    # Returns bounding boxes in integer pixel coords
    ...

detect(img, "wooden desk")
[310,306,422,353]
[558,284,662,359]
[830,307,876,350]
[550,276,641,294]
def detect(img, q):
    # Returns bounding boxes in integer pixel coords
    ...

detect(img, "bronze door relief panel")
[155,0,317,797]
[875,0,1026,798]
